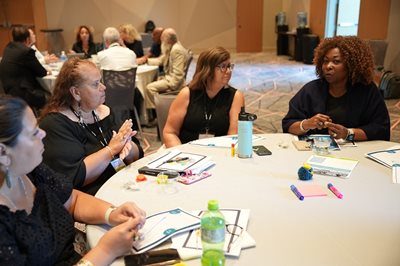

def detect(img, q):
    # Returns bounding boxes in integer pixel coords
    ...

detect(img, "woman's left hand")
[108,202,146,227]
[325,122,348,139]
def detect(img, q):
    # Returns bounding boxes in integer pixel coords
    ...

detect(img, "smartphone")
[253,145,272,156]
[124,248,180,266]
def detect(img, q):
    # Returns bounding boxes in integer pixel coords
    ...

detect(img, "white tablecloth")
[86,133,400,266]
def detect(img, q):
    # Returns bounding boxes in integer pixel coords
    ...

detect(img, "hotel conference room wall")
[40,0,400,72]
[44,0,289,52]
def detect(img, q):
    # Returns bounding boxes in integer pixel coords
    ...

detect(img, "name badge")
[198,133,214,140]
[110,158,126,172]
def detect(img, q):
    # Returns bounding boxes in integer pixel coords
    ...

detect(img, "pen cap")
[238,106,257,121]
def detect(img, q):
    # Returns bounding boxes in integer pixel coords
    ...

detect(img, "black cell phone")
[124,248,180,266]
[253,145,272,156]
[138,166,180,179]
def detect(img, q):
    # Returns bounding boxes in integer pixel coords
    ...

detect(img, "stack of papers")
[171,209,255,259]
[147,149,214,175]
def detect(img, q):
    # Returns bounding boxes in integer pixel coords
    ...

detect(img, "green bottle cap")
[208,200,219,211]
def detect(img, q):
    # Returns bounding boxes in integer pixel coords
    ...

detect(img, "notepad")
[297,184,327,197]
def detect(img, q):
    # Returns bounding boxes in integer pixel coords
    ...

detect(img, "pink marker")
[328,183,343,199]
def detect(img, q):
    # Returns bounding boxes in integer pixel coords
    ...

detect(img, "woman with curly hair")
[282,36,390,141]
[71,25,102,58]
[119,24,144,57]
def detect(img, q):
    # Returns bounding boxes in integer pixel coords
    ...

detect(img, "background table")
[87,134,400,266]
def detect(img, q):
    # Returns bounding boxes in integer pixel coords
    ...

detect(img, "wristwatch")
[346,128,355,141]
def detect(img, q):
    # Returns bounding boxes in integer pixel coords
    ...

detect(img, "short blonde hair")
[119,24,142,43]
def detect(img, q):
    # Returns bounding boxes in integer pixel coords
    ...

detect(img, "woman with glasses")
[39,58,143,195]
[163,46,244,148]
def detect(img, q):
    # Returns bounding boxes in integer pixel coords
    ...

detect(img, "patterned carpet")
[142,52,400,154]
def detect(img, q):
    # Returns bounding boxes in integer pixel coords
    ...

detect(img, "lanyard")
[203,91,220,134]
[70,107,108,147]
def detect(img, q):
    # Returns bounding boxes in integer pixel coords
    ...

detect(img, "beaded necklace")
[0,176,33,212]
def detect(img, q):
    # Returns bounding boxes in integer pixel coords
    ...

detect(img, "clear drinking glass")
[313,137,331,155]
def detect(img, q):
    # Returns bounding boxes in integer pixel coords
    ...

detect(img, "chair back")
[102,68,137,124]
[184,49,194,80]
[154,93,177,143]
[367,39,388,71]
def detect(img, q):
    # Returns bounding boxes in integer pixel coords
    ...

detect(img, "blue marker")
[290,185,304,201]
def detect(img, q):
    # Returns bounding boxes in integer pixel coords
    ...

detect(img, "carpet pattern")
[142,52,400,154]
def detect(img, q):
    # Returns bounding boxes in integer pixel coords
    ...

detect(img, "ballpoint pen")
[290,184,304,201]
[164,157,189,163]
[328,183,343,199]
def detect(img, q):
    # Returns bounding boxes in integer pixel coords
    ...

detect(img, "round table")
[87,133,400,266]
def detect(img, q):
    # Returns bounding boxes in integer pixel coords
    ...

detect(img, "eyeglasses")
[217,63,235,72]
[225,224,243,251]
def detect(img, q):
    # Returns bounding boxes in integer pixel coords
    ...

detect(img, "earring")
[77,102,84,124]
[5,166,11,188]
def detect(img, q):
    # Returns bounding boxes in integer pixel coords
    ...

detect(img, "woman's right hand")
[107,119,135,155]
[303,114,332,130]
[96,217,141,259]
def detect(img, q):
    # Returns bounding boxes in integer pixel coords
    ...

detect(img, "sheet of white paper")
[171,209,254,258]
[132,208,200,254]
[393,164,400,184]
[306,155,358,179]
[366,146,400,168]
[189,135,263,148]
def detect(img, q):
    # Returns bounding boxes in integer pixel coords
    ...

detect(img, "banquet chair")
[154,92,177,143]
[102,68,150,151]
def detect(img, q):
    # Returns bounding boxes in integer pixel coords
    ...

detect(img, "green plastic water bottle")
[201,200,226,266]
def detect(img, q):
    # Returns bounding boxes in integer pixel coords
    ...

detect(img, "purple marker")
[328,183,343,199]
[290,185,304,201]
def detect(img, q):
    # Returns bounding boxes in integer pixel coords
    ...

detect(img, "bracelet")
[299,119,310,133]
[75,258,94,266]
[104,206,117,225]
[105,146,114,160]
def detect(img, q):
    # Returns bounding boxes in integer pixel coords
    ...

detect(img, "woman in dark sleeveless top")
[163,47,245,147]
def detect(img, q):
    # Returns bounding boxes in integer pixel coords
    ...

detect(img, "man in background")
[28,28,59,65]
[143,28,189,116]
[0,25,49,112]
[97,27,137,70]
[137,27,163,64]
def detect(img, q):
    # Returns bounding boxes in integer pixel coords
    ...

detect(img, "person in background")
[71,25,102,59]
[97,27,137,71]
[0,25,49,112]
[137,27,163,65]
[144,28,189,113]
[282,35,390,141]
[119,24,144,58]
[0,95,146,265]
[163,46,244,148]
[28,28,59,65]
[39,58,144,195]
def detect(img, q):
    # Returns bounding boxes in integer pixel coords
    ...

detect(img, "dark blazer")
[0,42,48,108]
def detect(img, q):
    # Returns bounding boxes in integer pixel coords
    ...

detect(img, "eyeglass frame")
[225,224,243,251]
[216,63,235,72]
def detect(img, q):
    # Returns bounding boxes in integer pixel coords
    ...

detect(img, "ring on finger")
[332,133,337,137]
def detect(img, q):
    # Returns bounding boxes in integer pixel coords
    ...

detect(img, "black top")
[282,79,390,140]
[124,40,144,57]
[0,42,48,108]
[71,41,103,58]
[150,42,161,57]
[326,92,348,126]
[39,109,144,195]
[0,163,80,265]
[180,86,237,144]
